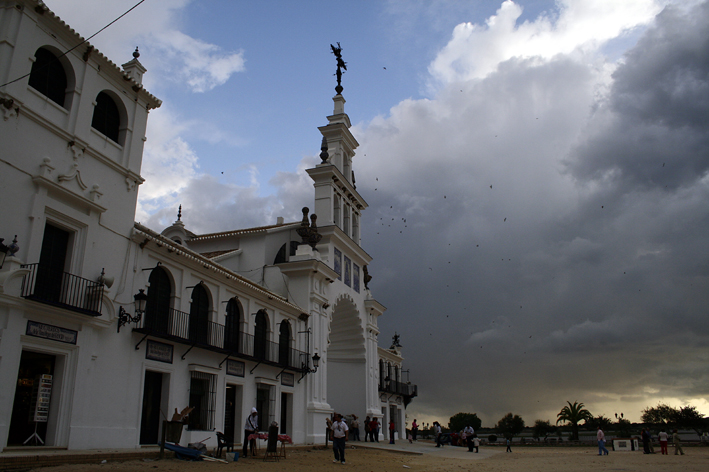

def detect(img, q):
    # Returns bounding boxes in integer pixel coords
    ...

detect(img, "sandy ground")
[27,442,709,472]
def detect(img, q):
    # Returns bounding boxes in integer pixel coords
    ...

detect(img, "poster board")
[32,374,52,423]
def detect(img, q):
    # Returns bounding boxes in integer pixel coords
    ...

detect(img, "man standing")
[464,425,475,452]
[370,417,380,442]
[389,419,396,444]
[364,416,371,442]
[641,428,651,454]
[434,421,443,448]
[330,413,349,464]
[351,415,360,441]
[597,427,609,455]
[411,419,419,441]
[242,407,258,458]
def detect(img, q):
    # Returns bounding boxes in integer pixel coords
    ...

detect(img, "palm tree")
[556,401,592,440]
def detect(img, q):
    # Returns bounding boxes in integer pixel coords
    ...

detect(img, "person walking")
[389,419,396,444]
[673,429,685,455]
[330,413,349,465]
[351,415,360,441]
[658,429,669,455]
[597,427,609,455]
[242,407,258,458]
[506,437,512,452]
[364,416,371,442]
[412,419,419,441]
[473,435,480,453]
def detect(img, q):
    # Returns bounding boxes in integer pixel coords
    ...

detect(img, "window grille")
[188,371,216,431]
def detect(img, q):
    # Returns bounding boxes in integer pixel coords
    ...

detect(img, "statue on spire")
[330,42,346,94]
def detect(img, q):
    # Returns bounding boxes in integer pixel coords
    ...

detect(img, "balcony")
[21,263,104,317]
[379,379,418,398]
[133,308,309,371]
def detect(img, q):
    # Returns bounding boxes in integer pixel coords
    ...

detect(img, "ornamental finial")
[330,42,346,94]
[133,47,140,59]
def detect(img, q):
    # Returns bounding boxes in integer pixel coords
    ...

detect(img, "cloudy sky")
[47,0,709,427]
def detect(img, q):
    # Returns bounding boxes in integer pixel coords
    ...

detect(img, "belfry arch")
[326,294,367,416]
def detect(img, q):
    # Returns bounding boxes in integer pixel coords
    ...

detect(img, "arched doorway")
[224,298,241,353]
[254,310,269,361]
[326,295,367,417]
[189,284,210,345]
[145,267,171,334]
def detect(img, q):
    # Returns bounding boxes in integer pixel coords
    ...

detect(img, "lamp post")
[117,289,148,332]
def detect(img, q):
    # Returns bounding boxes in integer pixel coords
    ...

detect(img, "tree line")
[433,401,708,441]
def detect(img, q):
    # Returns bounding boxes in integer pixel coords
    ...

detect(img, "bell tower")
[307,44,367,245]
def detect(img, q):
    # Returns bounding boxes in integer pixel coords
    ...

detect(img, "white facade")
[0,0,415,451]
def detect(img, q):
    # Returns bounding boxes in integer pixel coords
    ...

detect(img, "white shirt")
[245,414,258,432]
[597,429,605,441]
[464,426,474,436]
[332,420,349,438]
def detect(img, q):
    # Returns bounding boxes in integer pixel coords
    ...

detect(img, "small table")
[248,433,292,458]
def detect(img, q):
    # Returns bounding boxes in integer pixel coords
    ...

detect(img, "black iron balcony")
[379,379,418,398]
[21,263,103,316]
[133,308,308,370]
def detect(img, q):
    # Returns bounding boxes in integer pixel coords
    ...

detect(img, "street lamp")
[117,289,148,332]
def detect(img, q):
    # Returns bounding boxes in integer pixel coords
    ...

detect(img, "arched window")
[224,298,241,352]
[91,91,121,143]
[28,47,68,107]
[189,284,210,345]
[278,321,291,367]
[254,310,269,361]
[145,267,171,334]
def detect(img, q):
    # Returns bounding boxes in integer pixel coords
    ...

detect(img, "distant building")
[378,335,418,441]
[0,0,415,451]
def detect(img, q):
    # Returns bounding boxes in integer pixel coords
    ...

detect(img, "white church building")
[0,0,416,451]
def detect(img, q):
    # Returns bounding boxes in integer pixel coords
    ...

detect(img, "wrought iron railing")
[21,263,103,316]
[135,308,309,370]
[379,380,418,397]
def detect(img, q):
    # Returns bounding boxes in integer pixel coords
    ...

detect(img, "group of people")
[432,421,480,452]
[642,428,685,455]
[598,426,685,456]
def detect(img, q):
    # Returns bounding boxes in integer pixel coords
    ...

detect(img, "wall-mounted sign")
[226,359,245,377]
[26,321,77,344]
[146,340,173,364]
[281,372,294,387]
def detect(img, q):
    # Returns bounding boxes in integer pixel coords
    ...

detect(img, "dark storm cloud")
[569,2,709,191]
[360,1,709,425]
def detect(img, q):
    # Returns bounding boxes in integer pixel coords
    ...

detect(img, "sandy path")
[28,444,709,472]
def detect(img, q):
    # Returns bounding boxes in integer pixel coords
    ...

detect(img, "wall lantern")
[0,239,8,269]
[0,235,18,269]
[299,352,321,383]
[117,289,148,333]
